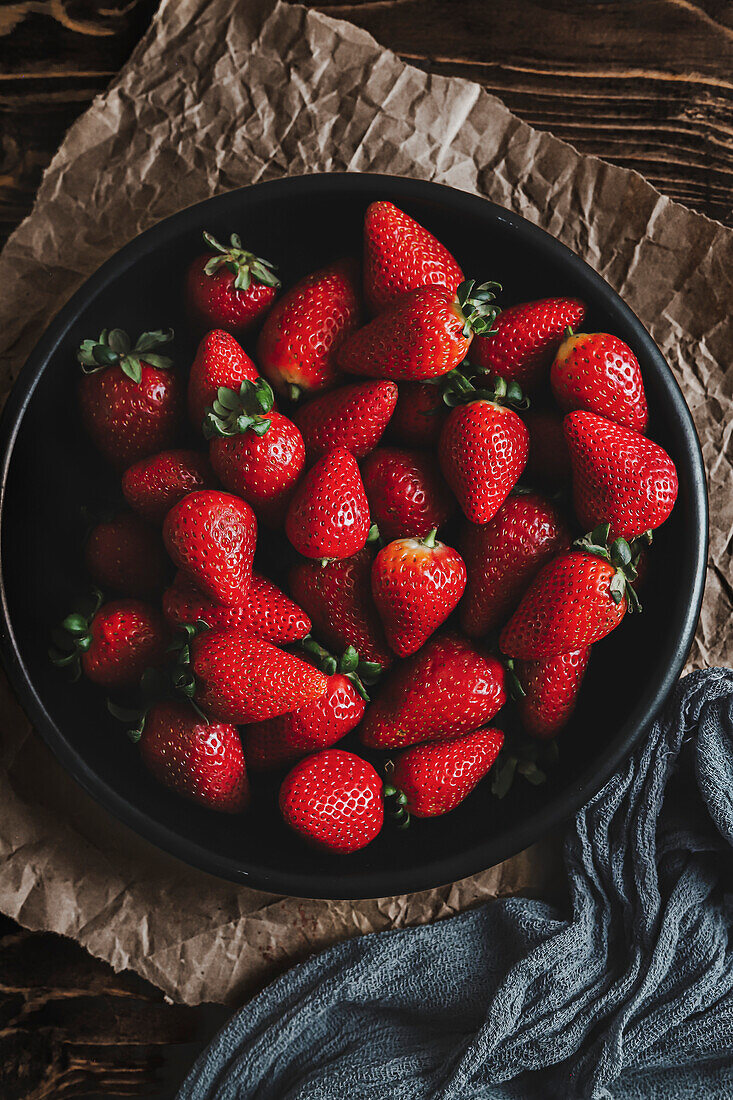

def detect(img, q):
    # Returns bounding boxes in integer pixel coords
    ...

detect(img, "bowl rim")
[0,172,708,899]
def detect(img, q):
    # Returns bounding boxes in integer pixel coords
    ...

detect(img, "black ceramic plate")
[0,174,707,899]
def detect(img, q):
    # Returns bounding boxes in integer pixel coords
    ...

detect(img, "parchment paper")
[0,0,729,1006]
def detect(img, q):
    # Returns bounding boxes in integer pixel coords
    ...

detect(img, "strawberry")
[372,529,466,657]
[388,381,447,448]
[499,525,640,659]
[256,259,361,399]
[77,328,182,471]
[204,379,305,526]
[359,633,506,750]
[363,201,463,314]
[438,378,529,524]
[122,449,215,523]
[289,548,392,668]
[470,296,586,390]
[163,569,310,643]
[564,411,677,541]
[385,727,504,820]
[515,648,591,739]
[138,700,249,813]
[523,408,572,487]
[186,231,279,336]
[551,332,648,432]
[285,447,370,561]
[50,594,167,689]
[339,280,500,381]
[244,640,379,771]
[163,490,256,606]
[459,493,569,637]
[188,329,260,430]
[85,513,167,599]
[279,749,383,853]
[180,626,328,724]
[360,447,455,542]
[294,381,397,464]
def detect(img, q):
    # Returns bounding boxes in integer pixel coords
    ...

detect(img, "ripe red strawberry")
[459,493,569,637]
[163,490,256,606]
[285,448,370,561]
[564,411,678,540]
[185,627,329,724]
[360,447,455,542]
[471,297,586,390]
[386,727,504,819]
[279,749,383,853]
[77,328,182,471]
[359,633,506,750]
[551,332,648,432]
[163,570,311,643]
[85,513,168,598]
[289,548,392,668]
[204,379,305,526]
[294,381,397,464]
[51,596,167,689]
[516,648,591,739]
[188,329,259,429]
[388,381,447,448]
[363,201,464,315]
[372,529,466,657]
[499,527,639,659]
[186,231,279,336]
[256,259,361,399]
[339,280,500,381]
[139,700,249,813]
[122,449,215,523]
[438,394,529,524]
[523,408,572,487]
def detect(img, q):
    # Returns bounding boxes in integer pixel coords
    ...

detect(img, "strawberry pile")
[50,201,678,856]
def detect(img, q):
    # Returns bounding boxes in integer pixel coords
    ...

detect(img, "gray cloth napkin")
[178,669,733,1099]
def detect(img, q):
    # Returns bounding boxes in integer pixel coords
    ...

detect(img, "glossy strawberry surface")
[359,633,506,749]
[471,296,586,390]
[257,259,361,396]
[190,627,329,724]
[438,400,529,524]
[360,447,455,542]
[209,411,305,525]
[186,255,277,336]
[122,449,215,523]
[295,381,397,464]
[244,673,366,771]
[372,534,466,657]
[565,411,678,540]
[279,749,383,853]
[289,549,392,668]
[517,648,591,739]
[187,330,260,430]
[163,570,311,643]
[459,493,569,637]
[163,490,256,606]
[285,448,370,560]
[499,551,627,659]
[82,599,167,688]
[391,727,504,817]
[85,513,168,598]
[388,381,447,448]
[363,201,463,315]
[141,700,249,812]
[551,332,648,432]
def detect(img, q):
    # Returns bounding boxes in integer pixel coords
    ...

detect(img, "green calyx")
[574,523,652,615]
[383,779,411,830]
[77,328,174,383]
[455,279,502,339]
[107,665,209,743]
[202,378,276,439]
[202,231,280,292]
[299,636,382,702]
[166,621,212,721]
[491,729,559,800]
[504,658,526,702]
[48,587,104,681]
[441,364,529,412]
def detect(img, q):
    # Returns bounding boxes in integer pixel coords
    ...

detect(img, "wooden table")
[1,1,731,1095]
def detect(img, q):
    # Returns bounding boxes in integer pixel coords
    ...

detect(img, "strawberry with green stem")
[187,329,260,429]
[470,296,586,391]
[186,231,279,336]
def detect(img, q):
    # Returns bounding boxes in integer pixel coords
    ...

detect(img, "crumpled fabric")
[178,669,733,1099]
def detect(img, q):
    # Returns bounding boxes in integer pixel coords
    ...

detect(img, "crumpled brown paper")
[0,0,729,1007]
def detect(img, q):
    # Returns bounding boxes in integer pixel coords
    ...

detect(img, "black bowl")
[0,174,707,899]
